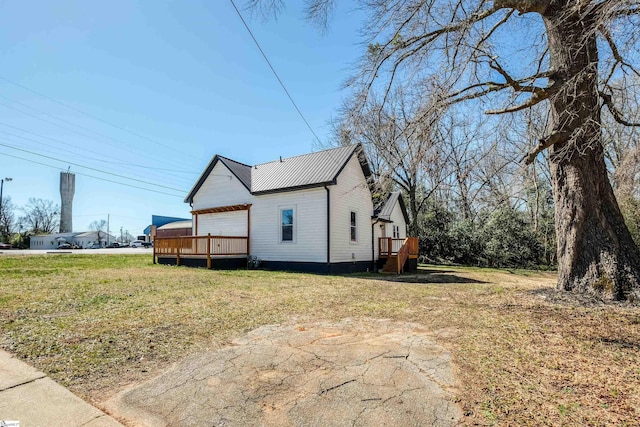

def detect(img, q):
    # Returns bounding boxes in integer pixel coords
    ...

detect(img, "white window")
[350,211,357,242]
[393,225,400,239]
[280,207,294,242]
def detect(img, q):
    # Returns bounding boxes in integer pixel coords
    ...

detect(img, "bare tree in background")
[0,196,15,242]
[333,85,448,234]
[89,220,108,247]
[255,0,640,300]
[20,198,59,234]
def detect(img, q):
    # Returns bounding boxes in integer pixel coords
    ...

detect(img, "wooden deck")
[154,235,248,268]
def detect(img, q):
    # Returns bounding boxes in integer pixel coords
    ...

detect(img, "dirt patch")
[104,319,460,427]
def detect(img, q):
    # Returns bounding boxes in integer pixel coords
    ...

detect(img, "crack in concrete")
[318,378,356,396]
[105,320,462,427]
[0,374,47,392]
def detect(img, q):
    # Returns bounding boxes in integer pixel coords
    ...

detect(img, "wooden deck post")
[152,240,156,264]
[247,205,251,256]
[206,233,211,269]
[176,236,181,266]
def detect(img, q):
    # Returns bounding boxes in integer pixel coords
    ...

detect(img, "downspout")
[325,186,330,268]
[371,218,380,272]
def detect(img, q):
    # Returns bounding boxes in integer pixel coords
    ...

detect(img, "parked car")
[57,243,72,249]
[0,242,12,250]
[107,242,121,248]
[130,240,147,248]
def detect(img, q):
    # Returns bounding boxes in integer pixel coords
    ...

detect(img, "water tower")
[59,172,75,233]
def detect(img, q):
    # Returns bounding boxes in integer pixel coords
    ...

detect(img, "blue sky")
[0,0,363,236]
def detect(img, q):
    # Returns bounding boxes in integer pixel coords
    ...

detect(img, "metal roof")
[218,156,252,190]
[184,144,371,203]
[157,220,192,230]
[251,145,368,194]
[374,191,410,223]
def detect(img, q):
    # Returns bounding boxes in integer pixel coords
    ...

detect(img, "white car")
[130,240,146,248]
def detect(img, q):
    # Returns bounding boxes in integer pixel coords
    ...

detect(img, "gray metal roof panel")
[250,145,359,194]
[218,156,252,190]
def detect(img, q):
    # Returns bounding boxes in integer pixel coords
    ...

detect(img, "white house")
[155,144,416,273]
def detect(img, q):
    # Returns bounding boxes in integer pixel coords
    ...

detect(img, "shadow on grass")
[355,268,486,285]
[383,273,486,285]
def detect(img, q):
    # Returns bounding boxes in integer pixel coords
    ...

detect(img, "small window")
[350,211,357,242]
[393,225,400,239]
[281,208,294,242]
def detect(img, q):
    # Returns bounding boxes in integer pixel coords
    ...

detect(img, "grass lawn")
[1,254,639,426]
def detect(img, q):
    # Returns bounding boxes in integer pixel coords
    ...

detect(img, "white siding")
[29,236,57,250]
[198,211,248,236]
[188,152,381,265]
[329,155,373,263]
[389,203,407,238]
[250,188,327,262]
[191,162,252,211]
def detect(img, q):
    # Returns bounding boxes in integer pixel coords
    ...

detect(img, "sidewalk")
[0,350,123,427]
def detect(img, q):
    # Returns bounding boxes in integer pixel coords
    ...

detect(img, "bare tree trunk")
[545,6,640,300]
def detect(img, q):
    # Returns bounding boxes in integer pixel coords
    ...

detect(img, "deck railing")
[154,235,248,267]
[379,237,419,257]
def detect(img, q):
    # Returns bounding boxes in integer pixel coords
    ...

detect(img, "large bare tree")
[256,0,640,300]
[19,198,60,235]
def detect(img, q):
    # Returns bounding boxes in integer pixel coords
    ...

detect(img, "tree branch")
[521,130,570,165]
[600,90,640,127]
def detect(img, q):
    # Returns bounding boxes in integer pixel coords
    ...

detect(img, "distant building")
[30,231,115,249]
[155,219,192,238]
[143,215,191,241]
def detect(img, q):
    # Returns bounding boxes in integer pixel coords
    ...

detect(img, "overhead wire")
[0,130,194,192]
[229,0,323,146]
[0,151,184,198]
[0,140,188,193]
[0,96,198,177]
[0,3,328,200]
[0,75,188,157]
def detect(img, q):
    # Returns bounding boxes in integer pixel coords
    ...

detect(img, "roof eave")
[251,180,335,196]
[329,144,372,184]
[184,155,251,204]
[184,155,220,204]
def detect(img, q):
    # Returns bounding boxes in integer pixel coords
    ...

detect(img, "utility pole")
[107,214,110,246]
[120,226,123,243]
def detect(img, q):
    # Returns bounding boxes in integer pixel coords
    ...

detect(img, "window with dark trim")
[350,211,357,242]
[281,208,294,242]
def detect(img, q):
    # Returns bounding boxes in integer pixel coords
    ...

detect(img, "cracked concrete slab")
[104,319,461,427]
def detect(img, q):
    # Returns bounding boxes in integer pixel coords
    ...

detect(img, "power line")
[0,151,184,198]
[0,121,196,186]
[229,0,323,145]
[0,140,187,193]
[0,93,197,175]
[0,75,192,162]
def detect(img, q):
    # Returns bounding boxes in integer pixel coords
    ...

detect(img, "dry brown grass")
[1,254,639,425]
